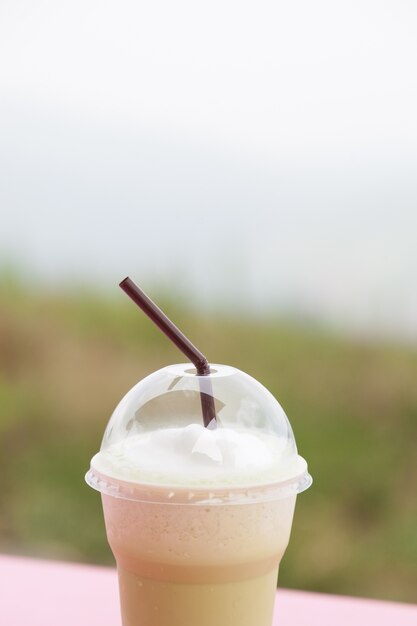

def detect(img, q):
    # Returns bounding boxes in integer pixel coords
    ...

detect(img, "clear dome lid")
[86,363,312,503]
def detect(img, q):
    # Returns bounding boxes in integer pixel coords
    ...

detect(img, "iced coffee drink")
[86,364,311,626]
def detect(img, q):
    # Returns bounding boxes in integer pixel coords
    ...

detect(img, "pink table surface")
[1,554,416,625]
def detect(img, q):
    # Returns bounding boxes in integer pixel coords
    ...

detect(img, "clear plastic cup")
[86,364,312,626]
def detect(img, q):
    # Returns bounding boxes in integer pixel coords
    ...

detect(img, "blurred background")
[0,0,416,603]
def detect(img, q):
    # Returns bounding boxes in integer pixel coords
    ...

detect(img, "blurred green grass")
[0,279,416,602]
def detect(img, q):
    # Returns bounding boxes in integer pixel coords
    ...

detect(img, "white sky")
[1,1,417,337]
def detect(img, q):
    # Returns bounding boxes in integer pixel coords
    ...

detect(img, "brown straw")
[119,277,216,427]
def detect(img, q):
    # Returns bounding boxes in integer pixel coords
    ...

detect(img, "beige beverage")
[101,486,296,626]
[86,363,312,626]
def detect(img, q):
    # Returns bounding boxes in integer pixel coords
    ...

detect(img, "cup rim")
[85,464,312,505]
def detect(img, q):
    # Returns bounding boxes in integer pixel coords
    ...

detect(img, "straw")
[119,277,216,427]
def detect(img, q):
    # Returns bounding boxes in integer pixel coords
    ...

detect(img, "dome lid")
[86,364,312,503]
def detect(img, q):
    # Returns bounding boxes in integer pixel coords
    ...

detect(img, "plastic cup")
[86,364,312,626]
